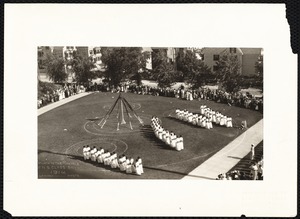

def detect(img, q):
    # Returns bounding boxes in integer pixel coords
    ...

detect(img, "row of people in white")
[82,145,143,175]
[151,116,184,151]
[199,105,233,128]
[175,109,213,129]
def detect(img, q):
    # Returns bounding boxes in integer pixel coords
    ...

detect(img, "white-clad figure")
[209,117,213,129]
[200,105,205,115]
[165,131,171,145]
[126,158,133,174]
[175,109,180,119]
[96,148,104,163]
[188,113,193,123]
[99,150,108,164]
[85,145,91,160]
[223,116,227,127]
[205,119,210,129]
[192,114,197,126]
[216,114,221,125]
[110,153,118,169]
[103,151,111,165]
[162,129,167,142]
[135,159,142,176]
[189,91,193,101]
[137,157,144,174]
[220,115,225,126]
[197,115,202,126]
[176,136,184,151]
[119,155,127,171]
[201,117,206,128]
[212,112,217,123]
[154,126,159,138]
[158,127,163,140]
[226,117,233,128]
[91,147,98,162]
[130,158,136,174]
[94,149,101,162]
[170,134,177,148]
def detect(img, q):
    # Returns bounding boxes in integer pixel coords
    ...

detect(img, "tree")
[100,47,149,87]
[215,52,242,92]
[176,49,212,87]
[215,52,242,81]
[45,53,68,83]
[156,61,177,88]
[71,56,96,84]
[151,49,177,87]
[255,55,263,78]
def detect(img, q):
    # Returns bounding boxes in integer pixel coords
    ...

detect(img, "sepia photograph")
[4,4,297,217]
[38,46,263,180]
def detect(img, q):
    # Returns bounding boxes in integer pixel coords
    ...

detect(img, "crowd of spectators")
[38,83,87,109]
[216,156,263,180]
[127,85,263,113]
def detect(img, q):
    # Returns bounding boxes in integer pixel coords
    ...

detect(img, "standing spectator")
[250,144,255,160]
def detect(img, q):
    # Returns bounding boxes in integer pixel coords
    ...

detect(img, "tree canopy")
[151,49,177,88]
[176,49,212,88]
[71,55,96,84]
[45,53,68,83]
[100,47,150,87]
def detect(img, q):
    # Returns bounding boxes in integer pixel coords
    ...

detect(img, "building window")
[230,48,237,53]
[213,65,219,71]
[213,55,219,61]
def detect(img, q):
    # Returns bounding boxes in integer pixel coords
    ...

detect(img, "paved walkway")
[38,92,91,116]
[182,119,263,180]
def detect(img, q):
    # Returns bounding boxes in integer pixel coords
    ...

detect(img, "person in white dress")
[176,135,184,151]
[126,158,133,174]
[212,111,217,123]
[165,131,171,145]
[158,127,163,140]
[200,105,205,115]
[90,147,98,162]
[170,133,177,148]
[85,145,91,160]
[137,157,144,174]
[201,117,206,128]
[135,159,142,176]
[96,147,104,163]
[103,151,111,165]
[220,115,225,126]
[83,146,87,160]
[119,155,127,171]
[226,117,233,128]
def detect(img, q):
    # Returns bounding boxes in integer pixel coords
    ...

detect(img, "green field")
[38,92,263,179]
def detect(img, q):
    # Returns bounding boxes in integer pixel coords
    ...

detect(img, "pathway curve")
[182,119,263,180]
[38,92,91,116]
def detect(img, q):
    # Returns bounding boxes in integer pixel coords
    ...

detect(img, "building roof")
[240,48,262,55]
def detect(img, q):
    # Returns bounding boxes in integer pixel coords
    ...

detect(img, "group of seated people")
[175,109,213,129]
[199,105,233,128]
[216,170,248,180]
[217,156,263,180]
[151,116,184,151]
[82,145,144,175]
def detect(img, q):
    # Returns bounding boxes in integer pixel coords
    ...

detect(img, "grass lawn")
[38,92,263,179]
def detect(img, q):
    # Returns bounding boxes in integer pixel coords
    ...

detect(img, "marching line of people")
[199,105,233,128]
[151,116,184,151]
[175,109,213,129]
[82,145,144,175]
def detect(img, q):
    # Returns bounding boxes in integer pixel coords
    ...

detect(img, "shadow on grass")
[144,166,215,180]
[139,125,175,151]
[38,149,132,175]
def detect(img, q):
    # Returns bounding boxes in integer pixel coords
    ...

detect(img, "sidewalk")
[182,119,263,180]
[38,92,91,116]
